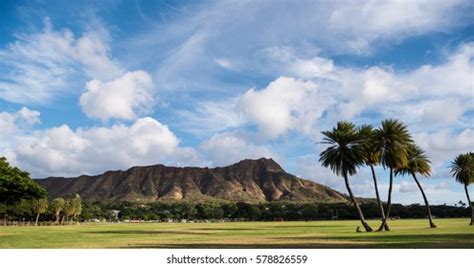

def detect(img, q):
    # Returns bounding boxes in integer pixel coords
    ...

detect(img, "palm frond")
[319,121,366,177]
[450,152,474,185]
[374,119,413,170]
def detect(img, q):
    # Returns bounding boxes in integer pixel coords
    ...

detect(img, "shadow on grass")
[116,233,474,249]
[277,232,474,241]
[119,243,363,249]
[270,233,474,248]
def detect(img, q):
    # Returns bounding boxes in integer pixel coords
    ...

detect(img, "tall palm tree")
[72,194,82,222]
[450,152,474,225]
[374,119,413,231]
[319,121,373,232]
[32,198,49,226]
[358,124,388,230]
[64,199,75,223]
[395,144,436,228]
[50,198,65,224]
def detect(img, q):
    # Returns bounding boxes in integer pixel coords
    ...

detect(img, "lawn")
[0,218,472,248]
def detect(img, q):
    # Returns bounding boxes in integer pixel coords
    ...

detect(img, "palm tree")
[50,198,65,224]
[450,152,474,225]
[374,119,413,231]
[72,194,82,222]
[358,124,388,230]
[64,199,75,223]
[32,198,48,226]
[319,121,373,232]
[395,144,436,228]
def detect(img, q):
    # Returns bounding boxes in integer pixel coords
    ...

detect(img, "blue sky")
[1,0,473,205]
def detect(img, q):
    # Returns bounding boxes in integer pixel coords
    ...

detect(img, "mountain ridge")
[36,158,349,203]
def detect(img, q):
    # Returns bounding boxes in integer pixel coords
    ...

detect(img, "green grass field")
[0,218,473,248]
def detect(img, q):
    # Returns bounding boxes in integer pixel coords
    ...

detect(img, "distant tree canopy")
[0,157,46,206]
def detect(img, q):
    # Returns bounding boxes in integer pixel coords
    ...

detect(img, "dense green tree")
[450,152,474,225]
[395,144,436,228]
[374,119,413,231]
[319,121,373,232]
[0,157,46,225]
[222,202,238,218]
[181,202,197,219]
[358,124,388,230]
[300,203,319,220]
[50,198,65,224]
[32,198,49,226]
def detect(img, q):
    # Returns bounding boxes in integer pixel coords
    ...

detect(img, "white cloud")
[264,47,335,79]
[320,43,474,126]
[200,132,276,167]
[134,0,472,94]
[80,70,154,121]
[329,0,472,53]
[413,129,474,178]
[0,18,122,104]
[6,117,203,177]
[237,77,329,138]
[0,107,41,134]
[0,107,40,138]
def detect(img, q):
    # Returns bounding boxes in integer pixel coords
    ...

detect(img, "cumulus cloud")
[0,18,122,104]
[200,132,276,167]
[413,129,474,178]
[237,77,330,139]
[6,117,202,177]
[0,107,41,136]
[186,42,473,140]
[0,107,41,157]
[80,71,154,121]
[317,43,474,126]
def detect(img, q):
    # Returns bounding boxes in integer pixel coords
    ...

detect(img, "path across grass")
[0,218,472,248]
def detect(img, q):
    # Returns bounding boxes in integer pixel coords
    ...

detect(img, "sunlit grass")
[0,218,472,248]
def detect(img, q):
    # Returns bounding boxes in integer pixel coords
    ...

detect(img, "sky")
[0,0,473,205]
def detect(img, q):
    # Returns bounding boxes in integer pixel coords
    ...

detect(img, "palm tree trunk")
[370,165,389,230]
[411,172,436,228]
[465,184,473,226]
[378,168,394,231]
[61,215,65,225]
[343,173,373,232]
[55,212,60,224]
[35,213,40,226]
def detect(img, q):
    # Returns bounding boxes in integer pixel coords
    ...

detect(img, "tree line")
[1,200,470,223]
[0,156,83,225]
[0,194,83,226]
[319,119,473,231]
